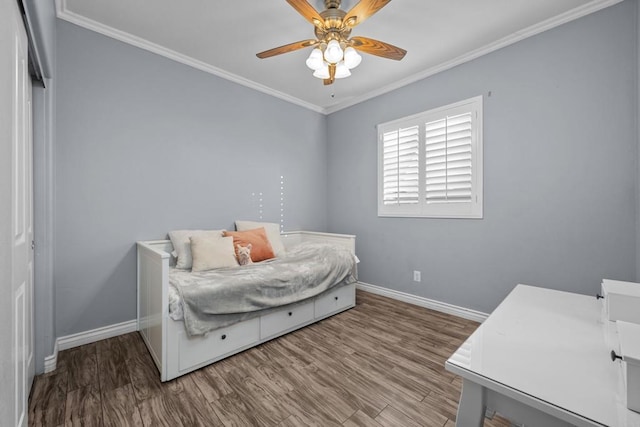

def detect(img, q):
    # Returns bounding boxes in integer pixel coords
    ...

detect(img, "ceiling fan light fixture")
[335,61,351,78]
[313,64,330,79]
[305,48,324,70]
[255,0,406,86]
[343,47,362,69]
[324,39,343,64]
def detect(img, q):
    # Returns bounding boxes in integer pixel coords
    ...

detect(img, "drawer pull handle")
[221,334,227,340]
[611,350,622,362]
[335,296,339,301]
[288,312,293,316]
[596,294,604,300]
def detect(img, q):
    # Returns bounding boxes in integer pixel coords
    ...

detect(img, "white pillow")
[168,229,224,269]
[190,235,238,272]
[235,220,286,257]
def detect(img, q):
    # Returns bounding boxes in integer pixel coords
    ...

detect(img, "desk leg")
[456,379,486,427]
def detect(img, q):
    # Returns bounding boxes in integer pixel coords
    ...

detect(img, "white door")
[14,12,34,427]
[1,0,35,425]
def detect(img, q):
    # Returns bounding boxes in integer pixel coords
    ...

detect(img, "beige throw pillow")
[190,235,239,272]
[235,220,286,257]
[168,229,224,269]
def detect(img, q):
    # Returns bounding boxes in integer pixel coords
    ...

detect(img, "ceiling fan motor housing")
[317,7,351,45]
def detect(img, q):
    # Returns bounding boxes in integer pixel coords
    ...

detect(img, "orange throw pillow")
[223,227,275,263]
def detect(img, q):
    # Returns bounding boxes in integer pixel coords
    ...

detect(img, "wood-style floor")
[28,290,510,427]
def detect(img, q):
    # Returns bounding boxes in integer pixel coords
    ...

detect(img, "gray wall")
[51,0,640,336]
[327,1,638,314]
[55,20,328,337]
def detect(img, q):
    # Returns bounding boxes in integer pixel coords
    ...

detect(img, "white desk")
[445,284,640,427]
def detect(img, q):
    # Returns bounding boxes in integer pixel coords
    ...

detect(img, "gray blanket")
[170,242,356,336]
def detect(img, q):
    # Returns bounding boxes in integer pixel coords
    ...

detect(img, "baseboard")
[43,319,137,372]
[43,340,58,373]
[42,285,484,373]
[356,282,489,323]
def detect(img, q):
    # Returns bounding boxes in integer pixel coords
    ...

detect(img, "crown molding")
[57,0,622,115]
[324,0,624,114]
[55,0,324,114]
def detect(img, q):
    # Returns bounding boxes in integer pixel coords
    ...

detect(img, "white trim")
[54,0,323,114]
[57,319,137,350]
[55,0,620,115]
[42,319,137,372]
[43,340,57,374]
[357,281,488,323]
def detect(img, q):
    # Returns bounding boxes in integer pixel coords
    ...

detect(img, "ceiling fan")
[256,0,407,85]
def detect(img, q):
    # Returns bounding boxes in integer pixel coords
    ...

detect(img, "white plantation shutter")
[382,126,419,205]
[378,96,483,218]
[425,113,473,203]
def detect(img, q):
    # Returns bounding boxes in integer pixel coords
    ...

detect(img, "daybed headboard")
[138,240,176,267]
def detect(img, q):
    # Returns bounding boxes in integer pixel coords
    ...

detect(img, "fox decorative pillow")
[236,244,253,266]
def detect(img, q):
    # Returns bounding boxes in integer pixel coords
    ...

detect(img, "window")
[378,96,483,218]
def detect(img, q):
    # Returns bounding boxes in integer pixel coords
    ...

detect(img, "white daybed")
[137,231,357,382]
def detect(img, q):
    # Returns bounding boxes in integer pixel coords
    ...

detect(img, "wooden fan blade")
[343,0,391,28]
[350,36,406,60]
[286,0,325,29]
[256,39,319,59]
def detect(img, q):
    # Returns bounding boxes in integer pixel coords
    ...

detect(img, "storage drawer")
[178,317,259,370]
[315,284,356,319]
[260,301,314,340]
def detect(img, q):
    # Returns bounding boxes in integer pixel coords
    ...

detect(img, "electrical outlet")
[413,270,421,282]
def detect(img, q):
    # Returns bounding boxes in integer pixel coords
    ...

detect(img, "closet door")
[1,0,34,425]
[13,11,34,427]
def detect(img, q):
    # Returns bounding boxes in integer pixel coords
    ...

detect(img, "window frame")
[377,96,483,219]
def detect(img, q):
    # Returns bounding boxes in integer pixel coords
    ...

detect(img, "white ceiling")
[56,0,621,113]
